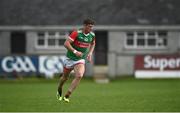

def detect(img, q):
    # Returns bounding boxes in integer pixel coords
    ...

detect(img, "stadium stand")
[0,0,180,25]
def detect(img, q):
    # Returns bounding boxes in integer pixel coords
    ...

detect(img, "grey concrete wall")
[26,31,36,54]
[0,32,10,55]
[108,31,134,76]
[108,31,127,76]
[85,63,94,76]
[108,53,117,78]
[116,55,134,76]
[168,31,180,53]
[108,31,125,53]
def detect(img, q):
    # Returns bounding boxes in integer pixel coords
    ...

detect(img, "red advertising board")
[134,54,180,78]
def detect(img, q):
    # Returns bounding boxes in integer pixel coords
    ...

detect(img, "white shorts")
[63,56,85,69]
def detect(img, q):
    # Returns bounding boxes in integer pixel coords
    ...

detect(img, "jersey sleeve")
[91,37,96,45]
[68,30,78,41]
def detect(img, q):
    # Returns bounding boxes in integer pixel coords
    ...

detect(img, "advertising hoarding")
[135,55,180,78]
[0,55,65,78]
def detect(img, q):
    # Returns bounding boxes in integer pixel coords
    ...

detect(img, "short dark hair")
[83,18,95,25]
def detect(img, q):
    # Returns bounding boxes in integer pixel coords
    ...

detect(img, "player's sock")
[58,88,62,96]
[65,90,71,98]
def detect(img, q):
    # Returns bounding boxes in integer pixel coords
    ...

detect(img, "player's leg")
[57,67,72,100]
[64,63,85,101]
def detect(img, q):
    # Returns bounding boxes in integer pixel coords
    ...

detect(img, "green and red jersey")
[67,30,95,61]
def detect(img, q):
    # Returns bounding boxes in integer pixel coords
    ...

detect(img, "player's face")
[84,24,94,33]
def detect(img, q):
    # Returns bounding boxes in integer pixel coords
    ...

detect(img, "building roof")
[0,0,180,26]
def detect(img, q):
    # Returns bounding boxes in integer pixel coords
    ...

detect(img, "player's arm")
[64,38,75,52]
[64,31,83,57]
[87,38,96,63]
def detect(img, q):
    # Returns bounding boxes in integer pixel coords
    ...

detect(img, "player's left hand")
[87,53,93,64]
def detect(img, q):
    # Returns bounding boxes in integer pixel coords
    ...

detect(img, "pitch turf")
[0,77,180,112]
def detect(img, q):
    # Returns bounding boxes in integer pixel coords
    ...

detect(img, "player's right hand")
[75,51,83,57]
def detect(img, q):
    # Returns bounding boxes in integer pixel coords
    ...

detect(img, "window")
[36,31,68,49]
[37,33,45,46]
[126,31,167,49]
[126,32,134,46]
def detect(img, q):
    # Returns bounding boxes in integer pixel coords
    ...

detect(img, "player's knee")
[75,76,83,80]
[61,76,68,81]
[75,72,83,79]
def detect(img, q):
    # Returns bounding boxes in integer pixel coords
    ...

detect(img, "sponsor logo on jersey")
[74,40,90,48]
[84,38,88,42]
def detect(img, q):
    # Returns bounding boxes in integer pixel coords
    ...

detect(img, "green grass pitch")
[0,77,180,112]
